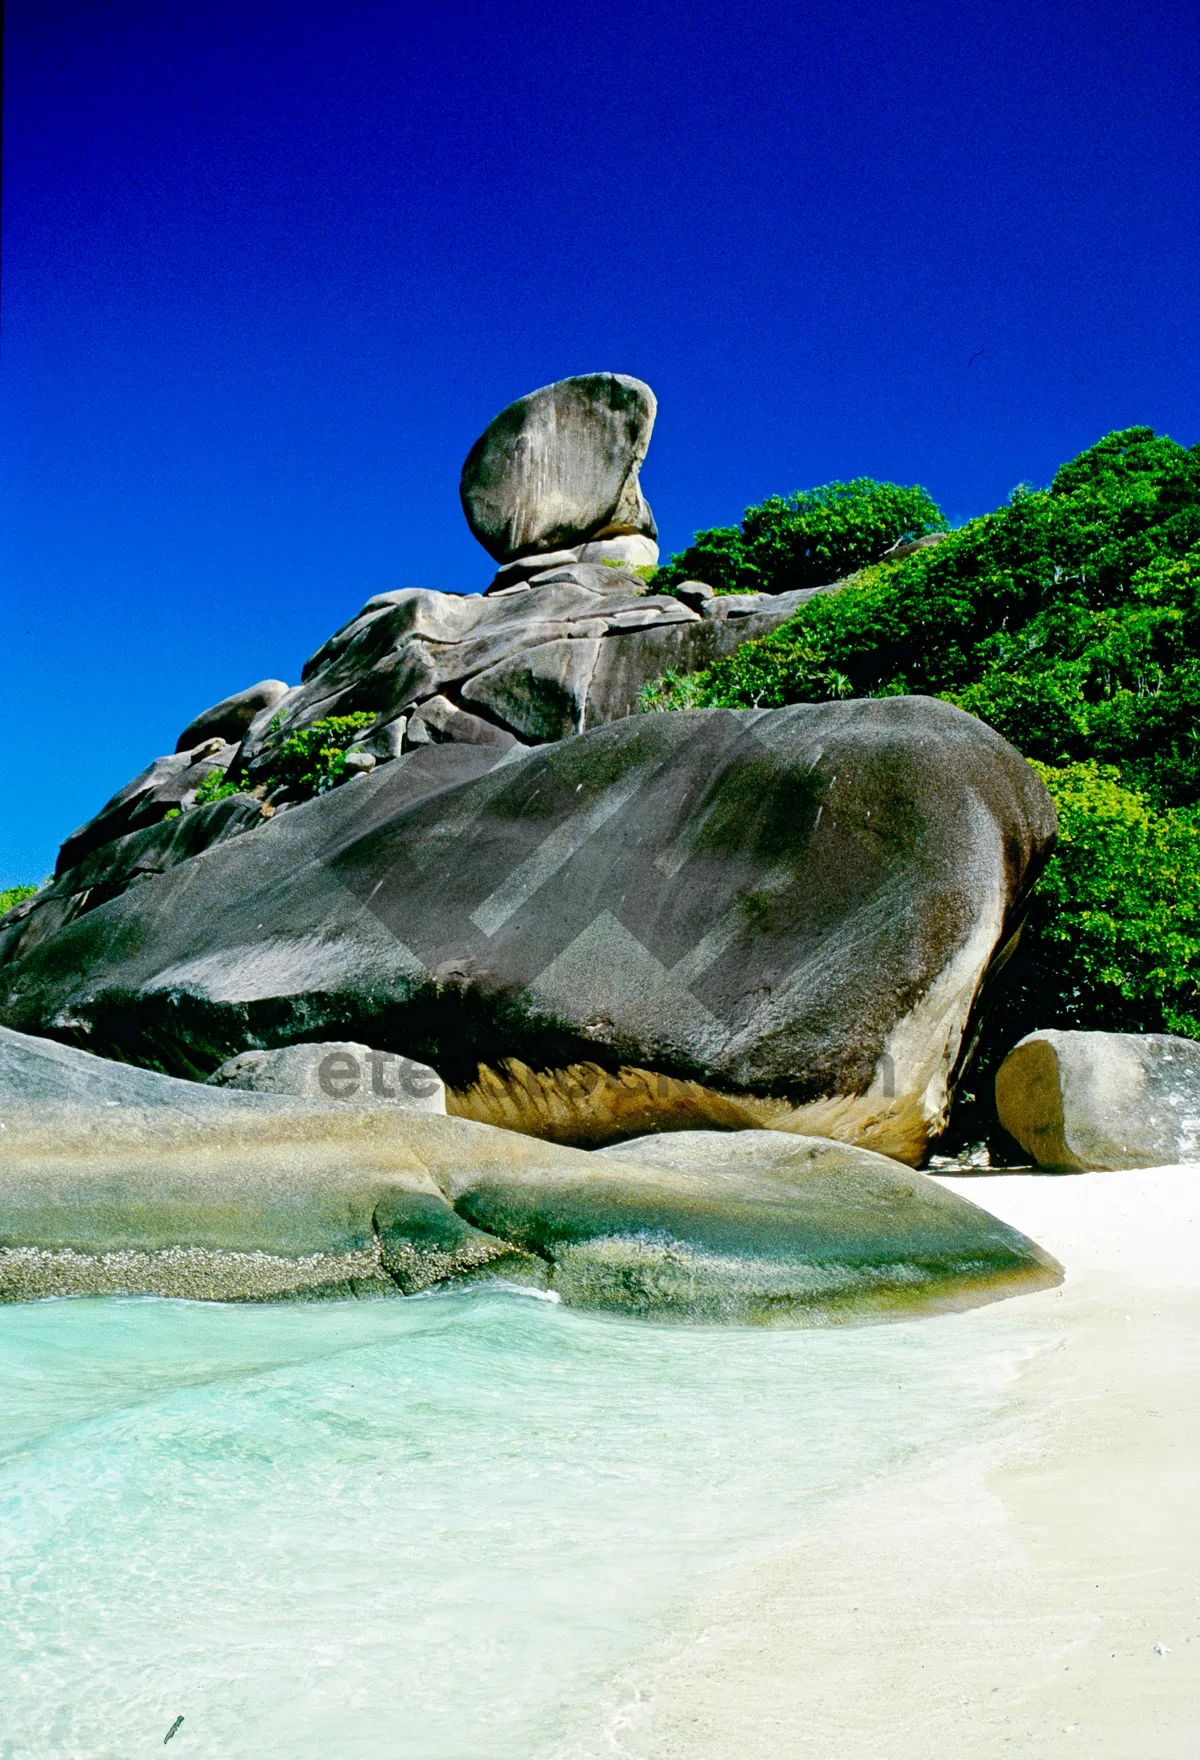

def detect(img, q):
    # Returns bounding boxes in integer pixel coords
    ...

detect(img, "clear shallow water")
[0,1286,1047,1760]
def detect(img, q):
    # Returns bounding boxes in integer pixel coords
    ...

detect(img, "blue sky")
[3,0,1198,884]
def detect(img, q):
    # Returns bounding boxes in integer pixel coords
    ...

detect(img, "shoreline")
[586,1167,1200,1759]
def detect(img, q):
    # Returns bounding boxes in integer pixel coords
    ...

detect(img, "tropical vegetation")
[643,428,1200,1120]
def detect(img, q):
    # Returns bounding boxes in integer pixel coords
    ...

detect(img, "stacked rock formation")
[460,373,661,587]
[0,371,1059,1179]
[0,1026,1062,1318]
[0,699,1057,1167]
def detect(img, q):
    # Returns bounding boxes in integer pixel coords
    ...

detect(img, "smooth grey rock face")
[56,743,239,874]
[996,1029,1200,1170]
[0,1023,312,1115]
[208,1042,447,1112]
[0,1106,1060,1319]
[576,534,660,568]
[0,701,1056,1165]
[460,374,658,562]
[407,694,520,750]
[1,796,267,969]
[174,679,290,754]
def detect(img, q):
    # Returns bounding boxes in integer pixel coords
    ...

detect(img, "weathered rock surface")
[56,742,241,874]
[37,571,827,913]
[996,1029,1200,1170]
[589,1127,1063,1313]
[0,796,269,968]
[175,679,290,753]
[460,374,658,563]
[0,701,1056,1165]
[0,1105,1060,1318]
[250,570,818,763]
[0,1022,309,1115]
[207,1041,447,1112]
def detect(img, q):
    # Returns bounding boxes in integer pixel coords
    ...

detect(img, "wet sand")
[601,1167,1200,1759]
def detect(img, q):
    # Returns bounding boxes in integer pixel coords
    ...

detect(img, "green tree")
[643,428,1200,1115]
[654,478,948,597]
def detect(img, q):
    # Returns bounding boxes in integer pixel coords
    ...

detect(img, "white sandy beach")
[595,1167,1200,1760]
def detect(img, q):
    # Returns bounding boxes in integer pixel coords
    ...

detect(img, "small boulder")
[207,1042,447,1112]
[175,679,291,753]
[576,534,660,569]
[407,694,522,750]
[996,1029,1200,1170]
[460,373,658,563]
[0,1022,307,1113]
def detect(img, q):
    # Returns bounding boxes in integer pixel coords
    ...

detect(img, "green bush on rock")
[175,712,379,816]
[653,478,947,597]
[0,885,38,916]
[643,426,1200,1109]
[262,712,377,799]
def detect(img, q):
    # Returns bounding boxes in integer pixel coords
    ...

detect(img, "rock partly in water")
[175,679,291,754]
[207,1041,447,1112]
[996,1029,1200,1170]
[586,1128,1064,1316]
[0,1105,1060,1319]
[0,700,1056,1166]
[460,373,658,564]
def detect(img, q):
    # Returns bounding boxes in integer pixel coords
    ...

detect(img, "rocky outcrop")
[0,1102,1060,1318]
[0,796,269,968]
[18,570,824,923]
[207,1041,447,1112]
[23,373,874,917]
[0,1022,309,1114]
[55,740,243,873]
[996,1029,1200,1170]
[0,700,1056,1166]
[460,374,658,564]
[174,679,290,753]
[255,566,810,760]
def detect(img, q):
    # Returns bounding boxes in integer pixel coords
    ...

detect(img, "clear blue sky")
[3,0,1198,885]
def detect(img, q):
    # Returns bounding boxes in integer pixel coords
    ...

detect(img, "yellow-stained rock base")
[447,1058,933,1166]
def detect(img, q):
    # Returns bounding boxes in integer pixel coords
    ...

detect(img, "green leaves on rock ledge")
[643,426,1200,1075]
[653,478,947,598]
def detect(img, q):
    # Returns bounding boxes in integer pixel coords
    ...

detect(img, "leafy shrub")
[643,427,1200,1101]
[654,479,947,597]
[0,884,38,916]
[981,764,1200,1066]
[262,712,377,800]
[648,429,1200,809]
[175,712,378,816]
[192,768,245,808]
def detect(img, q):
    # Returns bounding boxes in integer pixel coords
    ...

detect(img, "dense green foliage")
[179,713,378,814]
[993,764,1200,1047]
[653,478,947,597]
[650,429,1200,809]
[643,428,1200,1096]
[261,712,377,799]
[0,884,38,917]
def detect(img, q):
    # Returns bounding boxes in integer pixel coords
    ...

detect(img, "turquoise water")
[0,1286,1044,1759]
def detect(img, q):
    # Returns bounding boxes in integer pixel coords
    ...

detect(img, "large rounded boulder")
[0,699,1056,1167]
[460,373,658,562]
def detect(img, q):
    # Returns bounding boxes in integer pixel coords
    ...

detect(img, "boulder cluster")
[0,371,1185,1320]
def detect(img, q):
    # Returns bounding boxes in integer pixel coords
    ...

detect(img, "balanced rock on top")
[460,373,659,565]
